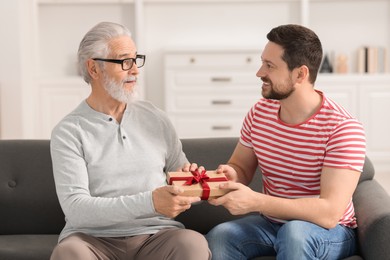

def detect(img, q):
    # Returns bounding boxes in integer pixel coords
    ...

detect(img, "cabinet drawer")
[172,115,245,138]
[165,52,260,68]
[171,94,260,111]
[170,71,259,87]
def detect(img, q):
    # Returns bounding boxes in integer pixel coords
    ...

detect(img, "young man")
[206,24,366,260]
[50,22,210,260]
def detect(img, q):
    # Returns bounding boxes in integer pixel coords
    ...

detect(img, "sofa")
[0,138,389,260]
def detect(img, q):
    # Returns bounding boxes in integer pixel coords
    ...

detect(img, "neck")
[86,91,127,123]
[278,87,322,125]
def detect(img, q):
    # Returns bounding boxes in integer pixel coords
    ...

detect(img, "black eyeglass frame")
[93,54,146,70]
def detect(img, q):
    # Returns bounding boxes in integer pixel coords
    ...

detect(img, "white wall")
[0,0,36,138]
[0,0,24,138]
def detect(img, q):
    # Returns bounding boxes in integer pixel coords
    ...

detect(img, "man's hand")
[152,185,201,218]
[216,164,239,182]
[179,162,204,173]
[208,182,260,215]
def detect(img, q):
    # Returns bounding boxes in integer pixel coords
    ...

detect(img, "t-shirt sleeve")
[324,119,366,172]
[239,103,257,148]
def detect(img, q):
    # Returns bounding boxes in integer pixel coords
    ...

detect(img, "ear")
[296,65,309,83]
[86,59,100,80]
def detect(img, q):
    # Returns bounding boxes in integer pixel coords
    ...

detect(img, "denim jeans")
[206,215,357,260]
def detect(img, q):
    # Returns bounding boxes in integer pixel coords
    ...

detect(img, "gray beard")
[103,74,138,104]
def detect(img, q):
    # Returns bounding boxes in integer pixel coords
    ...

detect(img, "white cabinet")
[165,66,390,175]
[359,81,390,174]
[164,50,261,138]
[316,74,390,175]
[315,77,360,117]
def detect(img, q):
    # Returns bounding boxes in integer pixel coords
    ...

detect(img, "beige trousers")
[50,228,211,260]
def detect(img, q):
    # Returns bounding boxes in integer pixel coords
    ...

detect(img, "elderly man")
[50,22,210,260]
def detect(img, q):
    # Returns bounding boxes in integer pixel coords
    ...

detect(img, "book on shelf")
[357,46,388,74]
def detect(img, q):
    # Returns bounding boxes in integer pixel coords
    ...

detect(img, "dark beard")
[261,76,295,100]
[265,87,295,100]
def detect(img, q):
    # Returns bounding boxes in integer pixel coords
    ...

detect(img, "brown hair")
[267,24,323,84]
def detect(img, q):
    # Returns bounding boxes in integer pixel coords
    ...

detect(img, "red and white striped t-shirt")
[240,91,366,228]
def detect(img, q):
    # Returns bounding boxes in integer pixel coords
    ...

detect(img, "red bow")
[184,170,210,200]
[168,169,228,200]
[184,170,209,184]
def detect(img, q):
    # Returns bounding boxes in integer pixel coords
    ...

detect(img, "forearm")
[226,142,258,185]
[255,193,344,229]
[59,190,157,228]
[227,162,252,185]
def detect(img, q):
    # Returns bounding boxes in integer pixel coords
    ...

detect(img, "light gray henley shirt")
[50,100,188,242]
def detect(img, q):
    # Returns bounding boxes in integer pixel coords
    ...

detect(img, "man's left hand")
[208,182,260,215]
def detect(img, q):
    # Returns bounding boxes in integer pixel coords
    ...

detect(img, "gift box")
[167,170,231,200]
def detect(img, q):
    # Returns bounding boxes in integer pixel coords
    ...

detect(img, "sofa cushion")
[0,235,58,260]
[0,140,65,234]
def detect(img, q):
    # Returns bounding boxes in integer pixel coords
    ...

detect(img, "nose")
[129,64,139,75]
[256,65,265,78]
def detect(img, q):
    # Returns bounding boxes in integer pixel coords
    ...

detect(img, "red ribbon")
[169,170,228,200]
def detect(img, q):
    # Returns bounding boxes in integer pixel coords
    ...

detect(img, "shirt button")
[108,118,113,121]
[123,136,126,139]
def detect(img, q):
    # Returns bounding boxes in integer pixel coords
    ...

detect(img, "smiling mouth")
[262,81,271,89]
[261,76,271,86]
[124,77,137,84]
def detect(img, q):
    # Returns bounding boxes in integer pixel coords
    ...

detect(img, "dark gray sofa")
[0,138,389,260]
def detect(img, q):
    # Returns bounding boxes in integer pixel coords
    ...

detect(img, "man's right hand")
[152,185,201,218]
[216,164,239,182]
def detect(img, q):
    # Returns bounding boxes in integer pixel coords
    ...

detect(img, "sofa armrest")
[353,179,390,259]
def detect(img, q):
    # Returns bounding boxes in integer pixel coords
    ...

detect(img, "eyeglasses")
[93,54,146,70]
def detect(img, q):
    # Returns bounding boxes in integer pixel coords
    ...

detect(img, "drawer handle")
[212,126,232,131]
[211,100,232,105]
[211,77,231,82]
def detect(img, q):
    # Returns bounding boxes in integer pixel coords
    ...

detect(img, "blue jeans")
[206,215,357,260]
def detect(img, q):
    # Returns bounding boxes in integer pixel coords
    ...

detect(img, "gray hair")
[77,22,132,84]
